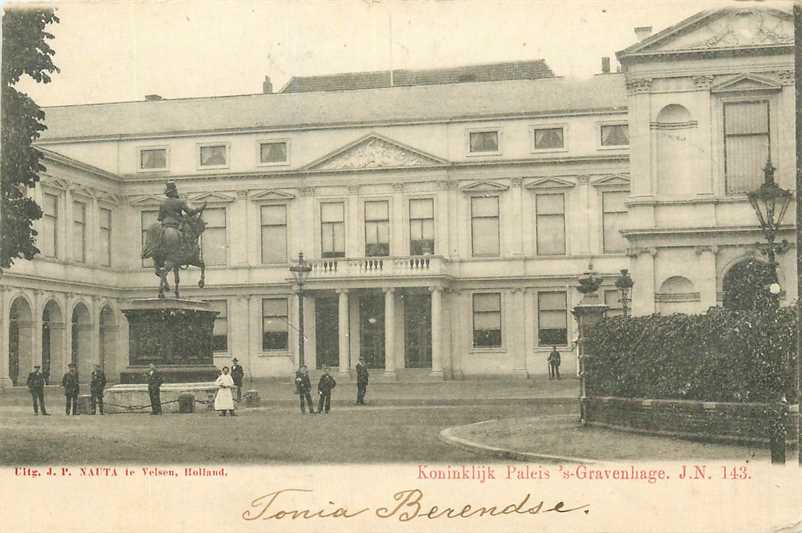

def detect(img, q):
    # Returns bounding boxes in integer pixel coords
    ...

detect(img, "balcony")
[308,255,449,278]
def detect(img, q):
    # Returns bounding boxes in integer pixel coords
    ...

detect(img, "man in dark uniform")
[90,364,107,415]
[144,182,206,258]
[548,346,561,380]
[146,363,163,415]
[355,357,369,405]
[26,365,49,415]
[317,367,336,415]
[295,365,314,414]
[62,363,80,415]
[230,358,244,402]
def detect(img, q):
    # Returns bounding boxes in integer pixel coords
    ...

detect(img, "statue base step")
[104,382,218,414]
[119,365,219,384]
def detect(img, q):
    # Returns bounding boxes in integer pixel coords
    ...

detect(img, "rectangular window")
[538,291,567,345]
[262,298,289,351]
[261,205,287,264]
[533,127,565,150]
[473,293,502,348]
[535,193,565,255]
[41,193,58,258]
[72,201,86,263]
[409,198,435,255]
[320,202,345,258]
[469,130,500,153]
[259,141,288,164]
[600,124,629,146]
[202,207,227,266]
[141,210,159,267]
[99,208,112,267]
[604,289,623,318]
[139,148,168,170]
[199,144,228,167]
[471,196,500,257]
[724,101,770,194]
[208,300,228,352]
[602,191,628,253]
[365,200,390,257]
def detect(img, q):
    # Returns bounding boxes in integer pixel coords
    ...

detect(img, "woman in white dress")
[214,366,236,416]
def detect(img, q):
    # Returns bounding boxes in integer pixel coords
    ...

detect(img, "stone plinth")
[120,298,219,383]
[104,382,218,414]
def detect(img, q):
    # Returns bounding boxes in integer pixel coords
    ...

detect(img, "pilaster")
[337,289,350,375]
[510,287,528,377]
[383,288,396,378]
[429,286,443,377]
[695,245,719,311]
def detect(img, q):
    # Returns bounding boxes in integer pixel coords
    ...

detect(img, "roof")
[39,74,627,141]
[280,60,554,93]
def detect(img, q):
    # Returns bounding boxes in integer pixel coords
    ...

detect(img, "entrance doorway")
[404,293,432,368]
[359,292,385,369]
[315,296,339,369]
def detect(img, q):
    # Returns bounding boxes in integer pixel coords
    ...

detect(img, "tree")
[721,258,775,311]
[1,8,59,269]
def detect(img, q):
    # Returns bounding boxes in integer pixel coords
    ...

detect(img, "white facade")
[1,6,796,386]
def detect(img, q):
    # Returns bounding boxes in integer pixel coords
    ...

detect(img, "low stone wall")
[583,397,799,448]
[104,382,218,414]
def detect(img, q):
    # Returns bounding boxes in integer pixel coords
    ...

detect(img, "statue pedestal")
[120,299,219,384]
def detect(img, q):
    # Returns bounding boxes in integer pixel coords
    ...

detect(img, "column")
[511,288,528,377]
[304,295,316,369]
[0,287,10,388]
[337,289,350,376]
[436,183,449,257]
[31,290,42,368]
[429,286,443,377]
[383,288,396,377]
[233,191,250,266]
[64,188,73,262]
[695,245,719,311]
[509,178,524,256]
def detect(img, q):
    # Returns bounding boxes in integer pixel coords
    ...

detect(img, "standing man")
[62,363,80,415]
[317,367,336,415]
[355,357,369,405]
[548,346,561,380]
[294,364,314,414]
[230,358,244,403]
[146,363,163,415]
[90,364,107,415]
[26,364,49,415]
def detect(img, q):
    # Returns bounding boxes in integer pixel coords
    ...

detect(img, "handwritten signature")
[242,488,590,521]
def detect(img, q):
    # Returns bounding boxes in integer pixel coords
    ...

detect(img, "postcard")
[1,0,800,531]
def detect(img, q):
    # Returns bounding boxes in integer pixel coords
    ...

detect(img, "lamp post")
[290,252,313,368]
[747,159,793,465]
[615,269,634,318]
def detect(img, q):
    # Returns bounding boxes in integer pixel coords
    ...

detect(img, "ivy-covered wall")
[585,308,798,403]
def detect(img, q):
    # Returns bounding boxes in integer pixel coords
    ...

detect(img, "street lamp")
[290,252,313,367]
[747,159,793,465]
[615,269,634,318]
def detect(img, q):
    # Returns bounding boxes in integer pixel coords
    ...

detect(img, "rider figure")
[158,181,205,250]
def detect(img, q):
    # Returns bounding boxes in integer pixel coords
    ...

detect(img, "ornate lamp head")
[747,160,793,240]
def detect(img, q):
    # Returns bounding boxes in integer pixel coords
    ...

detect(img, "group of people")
[26,363,107,416]
[294,357,369,414]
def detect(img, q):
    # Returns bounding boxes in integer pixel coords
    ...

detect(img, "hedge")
[585,307,798,403]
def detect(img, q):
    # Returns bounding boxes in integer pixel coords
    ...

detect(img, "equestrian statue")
[142,181,207,299]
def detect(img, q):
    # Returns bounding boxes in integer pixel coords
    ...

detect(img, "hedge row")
[585,307,798,403]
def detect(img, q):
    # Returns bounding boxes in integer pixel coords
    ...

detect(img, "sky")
[4,0,786,107]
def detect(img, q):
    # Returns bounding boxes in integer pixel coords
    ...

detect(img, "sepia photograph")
[0,0,800,531]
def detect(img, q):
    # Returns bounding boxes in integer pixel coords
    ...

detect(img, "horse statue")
[141,182,207,299]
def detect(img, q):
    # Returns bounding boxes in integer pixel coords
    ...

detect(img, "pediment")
[41,177,71,191]
[592,175,630,188]
[524,177,576,190]
[304,133,449,172]
[460,181,509,193]
[249,189,296,201]
[188,191,236,204]
[71,184,97,199]
[710,73,782,93]
[619,8,792,59]
[128,195,163,207]
[96,191,122,205]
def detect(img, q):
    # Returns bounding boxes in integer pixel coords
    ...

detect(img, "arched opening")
[656,276,699,314]
[71,303,92,381]
[8,297,33,386]
[42,300,65,384]
[656,104,697,195]
[99,305,117,378]
[722,258,775,311]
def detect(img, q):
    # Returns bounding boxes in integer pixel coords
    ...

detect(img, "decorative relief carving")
[392,183,405,192]
[694,245,720,256]
[683,10,793,50]
[775,69,794,86]
[509,177,523,187]
[626,77,653,95]
[347,184,361,194]
[299,187,316,197]
[692,75,715,90]
[310,136,446,171]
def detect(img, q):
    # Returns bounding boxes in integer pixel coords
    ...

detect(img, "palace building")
[0,6,797,386]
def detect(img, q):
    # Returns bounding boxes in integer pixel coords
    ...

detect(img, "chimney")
[262,76,273,94]
[601,57,611,74]
[634,26,653,41]
[145,94,163,101]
